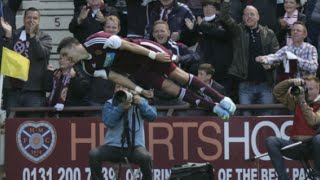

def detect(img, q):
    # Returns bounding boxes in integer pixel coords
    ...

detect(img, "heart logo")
[16,121,57,163]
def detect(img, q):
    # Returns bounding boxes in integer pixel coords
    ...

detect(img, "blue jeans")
[238,81,273,116]
[265,135,320,180]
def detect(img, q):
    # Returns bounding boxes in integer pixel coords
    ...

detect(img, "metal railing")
[7,103,288,118]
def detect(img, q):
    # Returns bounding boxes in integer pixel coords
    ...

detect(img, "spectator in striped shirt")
[256,21,318,79]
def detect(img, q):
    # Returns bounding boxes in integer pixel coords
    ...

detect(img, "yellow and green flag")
[1,47,30,81]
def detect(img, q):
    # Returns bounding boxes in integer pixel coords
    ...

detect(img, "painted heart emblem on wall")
[16,121,57,163]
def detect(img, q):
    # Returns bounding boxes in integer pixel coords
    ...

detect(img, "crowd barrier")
[6,103,288,118]
[3,104,310,180]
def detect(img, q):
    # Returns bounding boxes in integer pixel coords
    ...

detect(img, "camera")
[114,90,133,104]
[290,85,308,96]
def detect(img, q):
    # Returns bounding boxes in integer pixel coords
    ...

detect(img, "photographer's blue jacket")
[102,97,157,148]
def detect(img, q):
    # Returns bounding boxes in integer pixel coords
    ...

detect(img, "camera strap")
[121,111,130,153]
[131,106,137,152]
[120,110,130,176]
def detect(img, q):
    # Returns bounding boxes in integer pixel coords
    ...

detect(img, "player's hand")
[155,52,171,62]
[141,89,154,99]
[219,97,236,115]
[54,103,64,111]
[213,104,230,120]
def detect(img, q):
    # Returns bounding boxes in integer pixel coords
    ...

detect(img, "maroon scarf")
[47,69,72,106]
[9,30,30,87]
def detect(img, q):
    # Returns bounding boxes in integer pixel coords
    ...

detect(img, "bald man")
[242,5,259,28]
[220,0,279,116]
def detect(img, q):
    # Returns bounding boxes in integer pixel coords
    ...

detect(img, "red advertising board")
[5,116,309,180]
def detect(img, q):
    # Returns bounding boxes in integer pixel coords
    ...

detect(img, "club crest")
[16,121,57,163]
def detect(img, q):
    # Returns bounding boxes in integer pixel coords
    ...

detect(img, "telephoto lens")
[290,86,305,96]
[114,90,133,103]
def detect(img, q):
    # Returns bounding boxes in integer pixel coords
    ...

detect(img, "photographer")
[88,84,156,180]
[265,76,320,180]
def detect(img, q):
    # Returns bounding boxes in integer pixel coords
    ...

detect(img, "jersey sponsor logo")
[16,121,57,163]
[103,52,116,67]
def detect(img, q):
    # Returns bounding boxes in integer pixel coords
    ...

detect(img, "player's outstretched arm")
[119,40,171,62]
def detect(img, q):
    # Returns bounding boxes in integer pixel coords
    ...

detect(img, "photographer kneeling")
[88,84,157,180]
[266,76,320,180]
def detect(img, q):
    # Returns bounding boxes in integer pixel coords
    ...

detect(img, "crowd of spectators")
[1,0,320,117]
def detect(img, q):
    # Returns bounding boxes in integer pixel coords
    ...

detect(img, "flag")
[1,47,30,81]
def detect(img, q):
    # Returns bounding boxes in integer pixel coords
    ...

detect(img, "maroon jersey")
[82,31,176,76]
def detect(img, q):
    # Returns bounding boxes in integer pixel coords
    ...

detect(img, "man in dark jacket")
[220,0,279,116]
[1,7,52,117]
[69,0,119,43]
[145,0,195,42]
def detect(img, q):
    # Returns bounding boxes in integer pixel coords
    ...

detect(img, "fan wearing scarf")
[46,54,89,113]
[1,7,52,117]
